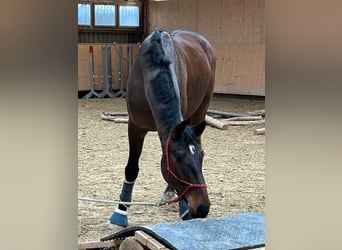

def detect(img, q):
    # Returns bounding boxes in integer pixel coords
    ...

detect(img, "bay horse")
[109,28,216,227]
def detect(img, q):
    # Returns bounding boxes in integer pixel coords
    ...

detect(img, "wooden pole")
[247,109,265,116]
[205,115,228,130]
[119,237,144,250]
[224,116,262,121]
[207,109,247,118]
[102,111,128,116]
[134,231,168,250]
[101,112,129,123]
[223,119,265,126]
[78,240,118,250]
[254,127,265,135]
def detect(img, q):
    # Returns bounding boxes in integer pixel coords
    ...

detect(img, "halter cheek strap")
[165,135,207,204]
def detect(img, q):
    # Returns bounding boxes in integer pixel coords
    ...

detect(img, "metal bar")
[128,44,133,75]
[115,45,126,97]
[99,45,118,98]
[83,45,100,98]
[78,196,160,206]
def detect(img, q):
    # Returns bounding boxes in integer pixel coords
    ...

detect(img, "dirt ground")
[78,95,265,242]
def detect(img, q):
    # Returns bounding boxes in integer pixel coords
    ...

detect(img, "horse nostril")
[197,203,210,218]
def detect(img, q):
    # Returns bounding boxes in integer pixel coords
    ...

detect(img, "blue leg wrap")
[179,200,192,220]
[109,180,134,227]
[119,180,135,207]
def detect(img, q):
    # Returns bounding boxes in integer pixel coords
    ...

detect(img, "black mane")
[144,28,181,130]
[149,28,171,65]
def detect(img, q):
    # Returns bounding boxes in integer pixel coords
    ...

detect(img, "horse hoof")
[108,222,125,231]
[160,191,177,204]
[109,208,128,227]
[181,211,192,220]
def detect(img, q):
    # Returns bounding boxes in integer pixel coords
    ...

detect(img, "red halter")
[165,135,207,204]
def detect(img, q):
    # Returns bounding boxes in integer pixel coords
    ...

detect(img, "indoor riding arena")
[78,0,265,249]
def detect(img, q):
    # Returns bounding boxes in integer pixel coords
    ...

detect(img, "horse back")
[171,30,216,125]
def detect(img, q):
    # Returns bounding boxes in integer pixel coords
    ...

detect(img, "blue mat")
[101,212,265,249]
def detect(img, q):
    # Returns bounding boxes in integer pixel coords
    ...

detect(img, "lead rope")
[165,135,207,204]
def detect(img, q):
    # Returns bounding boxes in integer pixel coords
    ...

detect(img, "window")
[95,4,116,26]
[78,3,91,26]
[119,6,140,27]
[78,1,142,30]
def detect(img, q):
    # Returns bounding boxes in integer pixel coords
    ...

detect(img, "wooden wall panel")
[146,0,265,96]
[78,45,91,91]
[197,0,222,55]
[78,43,139,91]
[215,44,265,95]
[147,0,199,32]
[177,0,199,31]
[156,1,178,31]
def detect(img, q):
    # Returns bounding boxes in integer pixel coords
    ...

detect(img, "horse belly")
[182,56,212,124]
[172,32,214,124]
[129,104,157,131]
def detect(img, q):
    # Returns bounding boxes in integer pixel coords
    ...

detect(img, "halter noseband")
[165,135,207,204]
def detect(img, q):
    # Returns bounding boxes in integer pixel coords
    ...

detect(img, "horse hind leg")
[160,185,177,205]
[109,119,147,228]
[159,185,192,220]
[160,186,191,220]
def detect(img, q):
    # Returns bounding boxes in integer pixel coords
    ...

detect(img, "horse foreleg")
[160,186,191,220]
[109,120,147,227]
[179,199,192,220]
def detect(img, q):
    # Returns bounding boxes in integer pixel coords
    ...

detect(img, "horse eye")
[188,144,195,155]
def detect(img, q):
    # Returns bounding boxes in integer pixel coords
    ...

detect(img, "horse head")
[162,120,210,219]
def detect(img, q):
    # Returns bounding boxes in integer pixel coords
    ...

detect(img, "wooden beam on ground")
[224,115,262,121]
[78,240,119,250]
[254,127,265,135]
[103,111,128,116]
[110,117,129,123]
[134,231,169,250]
[101,112,129,123]
[247,109,265,117]
[119,236,144,250]
[223,119,265,126]
[207,109,247,118]
[205,115,228,130]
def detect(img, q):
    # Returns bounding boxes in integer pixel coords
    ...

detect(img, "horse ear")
[193,121,206,137]
[173,120,189,141]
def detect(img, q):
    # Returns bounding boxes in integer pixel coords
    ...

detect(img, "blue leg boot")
[179,199,192,220]
[109,180,134,227]
[109,208,128,227]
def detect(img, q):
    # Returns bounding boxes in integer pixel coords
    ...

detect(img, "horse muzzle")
[191,203,210,218]
[185,188,210,218]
